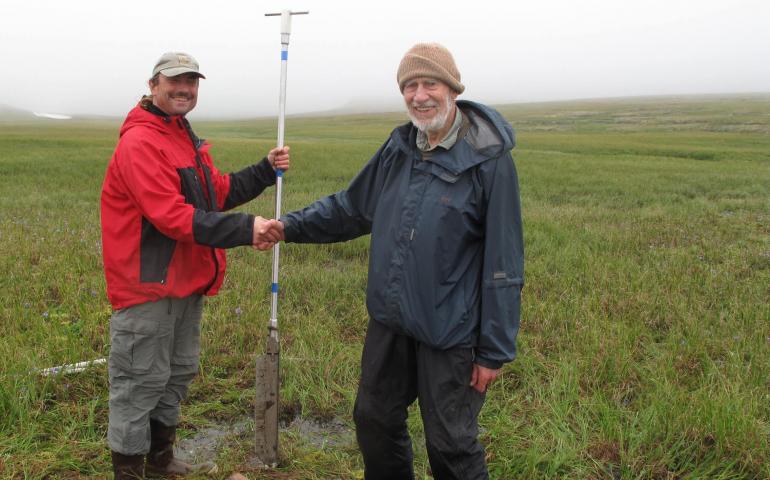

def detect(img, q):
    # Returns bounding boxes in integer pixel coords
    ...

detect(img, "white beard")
[408,94,454,133]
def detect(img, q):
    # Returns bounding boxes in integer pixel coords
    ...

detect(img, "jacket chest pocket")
[419,169,485,287]
[428,170,483,233]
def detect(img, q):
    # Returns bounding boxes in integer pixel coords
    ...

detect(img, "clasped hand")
[267,146,290,171]
[252,217,285,250]
[251,146,290,250]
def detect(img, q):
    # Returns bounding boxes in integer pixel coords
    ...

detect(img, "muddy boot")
[112,451,145,479]
[145,419,216,477]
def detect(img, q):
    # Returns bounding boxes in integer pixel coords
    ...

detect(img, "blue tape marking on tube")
[272,283,279,293]
[281,51,288,60]
[276,169,284,177]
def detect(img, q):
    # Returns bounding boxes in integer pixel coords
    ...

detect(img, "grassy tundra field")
[0,95,768,479]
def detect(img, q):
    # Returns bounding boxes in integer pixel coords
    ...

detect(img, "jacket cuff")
[474,355,503,370]
[279,214,297,243]
[245,213,255,245]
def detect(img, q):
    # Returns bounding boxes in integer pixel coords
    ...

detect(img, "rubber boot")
[112,451,145,479]
[145,419,216,477]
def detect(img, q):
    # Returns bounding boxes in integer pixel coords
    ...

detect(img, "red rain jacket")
[101,104,276,309]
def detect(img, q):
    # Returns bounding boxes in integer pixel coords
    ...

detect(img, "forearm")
[477,153,524,368]
[192,210,254,248]
[476,284,522,369]
[222,158,276,210]
[281,191,372,244]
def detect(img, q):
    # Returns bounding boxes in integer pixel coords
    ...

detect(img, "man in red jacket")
[101,52,286,478]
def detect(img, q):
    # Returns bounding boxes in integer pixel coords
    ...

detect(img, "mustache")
[169,93,193,100]
[411,100,439,108]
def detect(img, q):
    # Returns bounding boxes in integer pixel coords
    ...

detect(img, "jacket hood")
[457,99,515,154]
[389,100,516,175]
[119,104,179,138]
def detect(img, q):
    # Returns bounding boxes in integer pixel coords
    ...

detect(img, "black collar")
[145,102,170,118]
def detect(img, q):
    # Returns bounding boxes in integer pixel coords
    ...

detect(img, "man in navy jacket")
[278,43,524,479]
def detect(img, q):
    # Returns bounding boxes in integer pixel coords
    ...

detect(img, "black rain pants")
[353,318,488,480]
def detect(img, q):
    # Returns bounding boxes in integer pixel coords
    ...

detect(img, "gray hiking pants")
[107,295,203,455]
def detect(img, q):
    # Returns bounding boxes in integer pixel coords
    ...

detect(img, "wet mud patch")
[286,415,353,449]
[176,420,250,463]
[174,415,354,467]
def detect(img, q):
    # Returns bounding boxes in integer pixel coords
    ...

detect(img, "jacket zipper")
[181,118,220,295]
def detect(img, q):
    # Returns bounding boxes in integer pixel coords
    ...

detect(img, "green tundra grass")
[0,95,768,479]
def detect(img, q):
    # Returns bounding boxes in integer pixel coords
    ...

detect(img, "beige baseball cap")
[151,52,206,79]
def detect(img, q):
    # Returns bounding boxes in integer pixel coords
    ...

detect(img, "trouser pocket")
[169,295,203,371]
[109,301,165,375]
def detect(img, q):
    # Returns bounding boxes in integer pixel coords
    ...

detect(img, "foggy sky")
[1,0,768,119]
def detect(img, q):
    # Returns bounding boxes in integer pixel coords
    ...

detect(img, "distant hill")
[0,104,81,122]
[304,97,403,117]
[292,92,770,119]
[3,92,767,122]
[0,104,36,121]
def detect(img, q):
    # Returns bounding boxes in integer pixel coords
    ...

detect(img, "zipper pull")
[410,228,415,241]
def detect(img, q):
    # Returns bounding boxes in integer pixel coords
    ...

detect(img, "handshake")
[251,145,290,250]
[252,216,286,250]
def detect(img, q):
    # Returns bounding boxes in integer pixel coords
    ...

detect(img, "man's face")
[150,73,200,116]
[402,77,457,133]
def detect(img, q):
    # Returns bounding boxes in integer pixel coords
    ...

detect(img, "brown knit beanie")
[397,43,465,94]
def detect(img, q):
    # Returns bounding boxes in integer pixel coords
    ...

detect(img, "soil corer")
[254,9,308,467]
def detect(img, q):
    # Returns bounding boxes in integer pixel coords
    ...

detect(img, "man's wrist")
[474,356,502,370]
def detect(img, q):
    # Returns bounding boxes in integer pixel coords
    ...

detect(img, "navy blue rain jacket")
[282,100,524,369]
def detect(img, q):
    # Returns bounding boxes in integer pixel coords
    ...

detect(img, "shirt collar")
[416,106,464,152]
